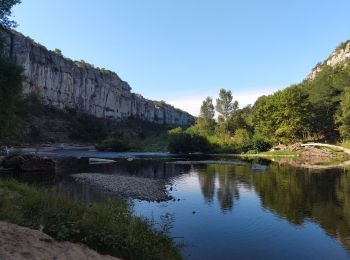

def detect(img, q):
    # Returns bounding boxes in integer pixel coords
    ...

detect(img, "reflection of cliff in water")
[251,163,350,252]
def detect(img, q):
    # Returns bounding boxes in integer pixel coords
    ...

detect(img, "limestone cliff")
[308,40,350,80]
[1,29,194,126]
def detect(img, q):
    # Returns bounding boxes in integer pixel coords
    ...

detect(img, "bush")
[95,137,130,152]
[168,132,212,153]
[246,149,259,154]
[252,138,272,152]
[0,179,181,259]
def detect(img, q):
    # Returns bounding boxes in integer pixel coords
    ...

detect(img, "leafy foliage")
[0,0,21,28]
[336,87,350,139]
[252,86,312,143]
[197,97,216,134]
[168,131,212,153]
[215,89,238,132]
[95,137,130,152]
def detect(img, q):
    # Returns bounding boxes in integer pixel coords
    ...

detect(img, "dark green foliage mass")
[0,1,24,142]
[336,87,350,140]
[252,86,312,143]
[0,39,23,141]
[168,131,212,153]
[95,137,130,152]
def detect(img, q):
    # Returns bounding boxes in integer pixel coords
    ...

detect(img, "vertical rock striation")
[1,29,194,126]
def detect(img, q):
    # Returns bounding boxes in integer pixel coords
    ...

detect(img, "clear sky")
[12,0,350,115]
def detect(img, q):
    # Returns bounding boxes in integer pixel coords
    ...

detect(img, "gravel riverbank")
[72,173,171,201]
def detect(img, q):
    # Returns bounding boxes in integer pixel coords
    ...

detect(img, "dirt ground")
[0,221,120,260]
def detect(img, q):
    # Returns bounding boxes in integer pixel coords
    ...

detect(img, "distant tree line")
[169,49,350,153]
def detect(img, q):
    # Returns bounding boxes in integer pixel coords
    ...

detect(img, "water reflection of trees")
[197,162,350,251]
[251,164,350,251]
[198,164,252,212]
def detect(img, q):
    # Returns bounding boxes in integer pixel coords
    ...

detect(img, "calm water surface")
[23,151,350,259]
[131,161,350,259]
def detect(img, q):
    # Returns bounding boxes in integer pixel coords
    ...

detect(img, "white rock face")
[2,29,195,126]
[308,41,350,80]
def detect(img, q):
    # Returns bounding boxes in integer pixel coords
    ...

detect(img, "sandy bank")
[0,221,119,260]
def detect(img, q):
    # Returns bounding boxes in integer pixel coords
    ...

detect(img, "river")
[6,150,350,259]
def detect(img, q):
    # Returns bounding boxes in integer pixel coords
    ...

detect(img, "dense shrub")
[251,138,272,152]
[95,137,130,152]
[168,132,212,153]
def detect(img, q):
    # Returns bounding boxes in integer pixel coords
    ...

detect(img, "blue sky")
[12,0,350,115]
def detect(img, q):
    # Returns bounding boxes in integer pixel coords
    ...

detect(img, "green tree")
[253,86,312,144]
[230,105,253,134]
[305,62,350,140]
[54,48,62,56]
[0,0,21,28]
[215,88,238,133]
[197,97,216,134]
[232,128,251,151]
[336,87,350,140]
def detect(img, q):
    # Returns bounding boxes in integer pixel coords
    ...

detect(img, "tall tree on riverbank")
[252,86,312,143]
[215,88,238,133]
[197,97,216,134]
[336,87,350,140]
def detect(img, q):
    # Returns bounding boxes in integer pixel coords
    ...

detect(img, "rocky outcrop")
[308,40,350,80]
[1,29,194,125]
